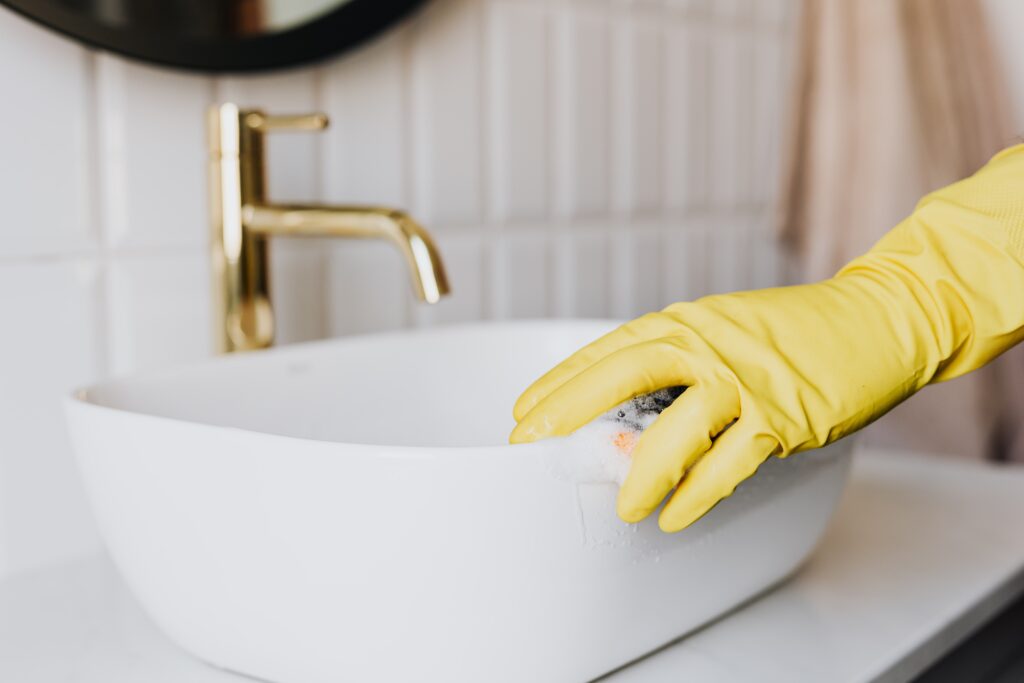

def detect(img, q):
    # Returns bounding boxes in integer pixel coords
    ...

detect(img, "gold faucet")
[208,103,450,353]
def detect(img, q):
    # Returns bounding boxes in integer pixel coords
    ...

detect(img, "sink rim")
[67,318,623,456]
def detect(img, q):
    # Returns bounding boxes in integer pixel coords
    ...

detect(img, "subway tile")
[661,219,706,302]
[609,228,633,319]
[707,27,743,208]
[552,9,612,219]
[325,240,410,336]
[413,232,485,326]
[733,33,759,203]
[707,214,753,294]
[709,0,749,23]
[554,230,610,318]
[487,2,549,222]
[752,34,788,205]
[106,253,212,375]
[664,0,712,19]
[320,33,408,335]
[489,230,550,319]
[750,213,785,289]
[96,55,213,250]
[0,7,92,257]
[217,71,320,203]
[322,29,407,206]
[637,227,668,313]
[755,0,798,30]
[409,0,483,225]
[611,20,663,215]
[0,262,102,579]
[610,225,663,319]
[270,240,327,345]
[663,25,709,211]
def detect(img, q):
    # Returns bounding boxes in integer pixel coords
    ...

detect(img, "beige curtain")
[779,0,1024,461]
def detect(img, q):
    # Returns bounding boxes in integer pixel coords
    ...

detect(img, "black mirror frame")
[0,0,428,72]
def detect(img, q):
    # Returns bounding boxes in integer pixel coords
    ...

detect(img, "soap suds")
[536,387,685,551]
[545,387,685,486]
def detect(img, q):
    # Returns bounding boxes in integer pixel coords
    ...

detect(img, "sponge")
[548,387,685,485]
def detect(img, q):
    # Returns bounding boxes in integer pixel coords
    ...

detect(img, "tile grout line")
[477,0,494,321]
[482,0,503,321]
[0,201,779,264]
[83,49,111,380]
[311,65,331,340]
[602,7,620,317]
[398,17,415,330]
[651,16,667,307]
[545,3,565,317]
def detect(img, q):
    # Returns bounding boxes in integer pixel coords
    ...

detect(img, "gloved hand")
[511,145,1024,532]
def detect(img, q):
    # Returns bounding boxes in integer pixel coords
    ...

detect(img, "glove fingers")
[509,337,697,444]
[512,314,682,422]
[658,423,777,532]
[617,382,740,523]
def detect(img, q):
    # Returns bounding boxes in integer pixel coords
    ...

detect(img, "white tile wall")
[410,0,485,225]
[106,254,212,374]
[412,232,487,326]
[489,229,550,319]
[326,241,410,336]
[663,22,709,211]
[609,224,663,318]
[322,29,407,206]
[0,10,93,258]
[96,56,213,251]
[0,0,798,580]
[554,230,610,317]
[0,263,102,575]
[488,3,549,222]
[553,9,612,219]
[611,17,663,216]
[662,220,707,303]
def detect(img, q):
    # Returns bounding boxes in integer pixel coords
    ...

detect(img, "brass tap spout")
[209,103,450,354]
[243,205,449,304]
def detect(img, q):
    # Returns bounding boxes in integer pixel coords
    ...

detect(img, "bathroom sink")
[65,320,852,683]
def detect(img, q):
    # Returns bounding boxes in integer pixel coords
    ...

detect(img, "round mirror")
[0,0,427,72]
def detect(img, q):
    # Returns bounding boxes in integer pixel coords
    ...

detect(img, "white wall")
[0,0,797,579]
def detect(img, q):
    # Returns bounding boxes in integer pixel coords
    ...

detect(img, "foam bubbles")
[544,387,685,486]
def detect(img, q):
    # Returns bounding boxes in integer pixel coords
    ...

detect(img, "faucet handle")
[243,112,329,133]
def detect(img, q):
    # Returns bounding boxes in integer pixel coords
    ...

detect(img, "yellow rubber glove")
[511,144,1024,532]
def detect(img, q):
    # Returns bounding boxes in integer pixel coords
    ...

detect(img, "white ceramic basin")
[66,320,852,683]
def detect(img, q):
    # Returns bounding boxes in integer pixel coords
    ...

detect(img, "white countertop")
[4,449,1024,683]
